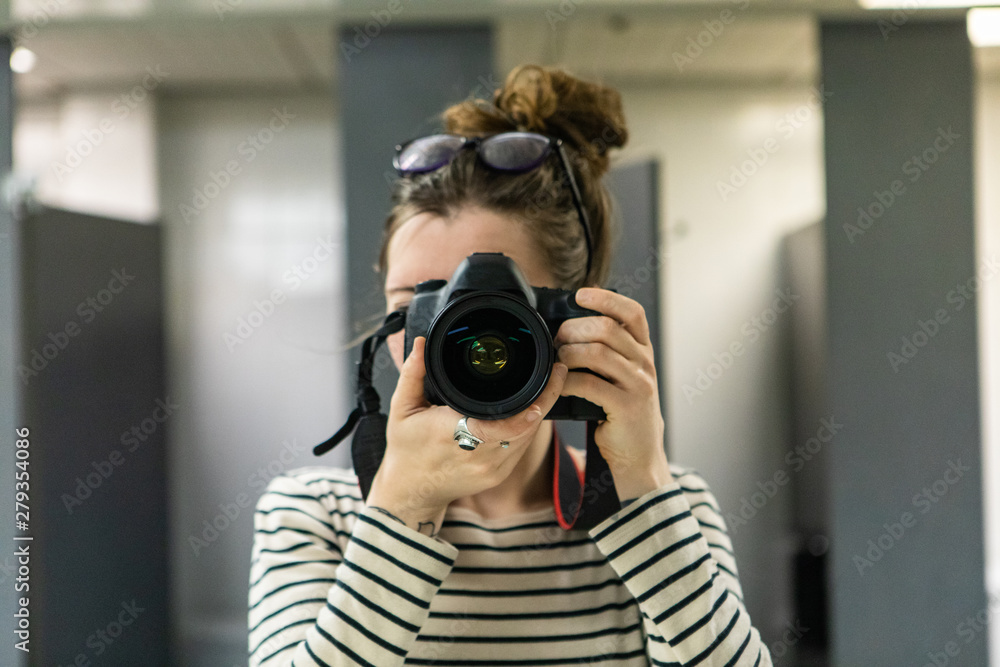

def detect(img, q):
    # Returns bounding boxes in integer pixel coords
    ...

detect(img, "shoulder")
[252,466,366,554]
[668,463,713,491]
[666,464,729,532]
[255,465,365,516]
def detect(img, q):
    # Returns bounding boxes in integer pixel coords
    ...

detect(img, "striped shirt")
[248,462,772,666]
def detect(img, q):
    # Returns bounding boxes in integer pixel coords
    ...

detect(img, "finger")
[524,361,569,421]
[574,288,650,347]
[472,363,569,443]
[385,329,405,371]
[557,341,642,389]
[390,336,430,415]
[555,315,649,367]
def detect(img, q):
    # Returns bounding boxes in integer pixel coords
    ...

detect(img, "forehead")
[384,207,550,289]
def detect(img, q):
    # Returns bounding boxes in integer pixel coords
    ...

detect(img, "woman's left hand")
[554,287,673,503]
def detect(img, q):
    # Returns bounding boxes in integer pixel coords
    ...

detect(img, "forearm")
[264,509,455,665]
[250,478,457,666]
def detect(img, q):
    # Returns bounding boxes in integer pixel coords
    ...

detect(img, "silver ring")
[454,416,483,451]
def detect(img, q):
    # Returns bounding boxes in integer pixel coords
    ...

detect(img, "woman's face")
[383,205,558,370]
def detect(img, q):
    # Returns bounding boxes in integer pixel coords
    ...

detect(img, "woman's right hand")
[365,336,568,536]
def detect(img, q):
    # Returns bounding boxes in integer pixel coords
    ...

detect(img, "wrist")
[367,503,447,538]
[609,455,672,504]
[367,502,447,528]
[368,468,447,520]
[366,483,448,537]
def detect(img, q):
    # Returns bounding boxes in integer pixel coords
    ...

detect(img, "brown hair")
[377,64,629,290]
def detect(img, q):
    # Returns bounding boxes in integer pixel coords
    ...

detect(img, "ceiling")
[6,3,999,101]
[11,20,336,99]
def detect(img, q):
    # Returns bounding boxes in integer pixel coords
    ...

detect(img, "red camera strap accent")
[552,423,621,531]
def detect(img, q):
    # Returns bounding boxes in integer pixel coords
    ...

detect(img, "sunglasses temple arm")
[556,143,594,280]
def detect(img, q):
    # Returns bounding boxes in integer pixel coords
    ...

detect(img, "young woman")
[249,64,773,666]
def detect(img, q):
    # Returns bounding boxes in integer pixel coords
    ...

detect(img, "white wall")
[977,77,1000,667]
[617,84,827,643]
[156,93,345,662]
[13,88,158,222]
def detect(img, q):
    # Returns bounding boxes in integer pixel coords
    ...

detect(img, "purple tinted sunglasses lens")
[479,133,551,171]
[396,135,466,173]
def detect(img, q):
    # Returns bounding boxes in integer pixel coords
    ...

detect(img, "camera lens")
[424,293,554,419]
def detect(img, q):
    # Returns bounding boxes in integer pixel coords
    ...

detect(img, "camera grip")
[546,393,605,421]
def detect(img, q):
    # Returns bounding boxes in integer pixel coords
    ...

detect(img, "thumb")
[391,336,430,414]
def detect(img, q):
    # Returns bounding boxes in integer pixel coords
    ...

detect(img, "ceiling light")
[969,7,1000,45]
[9,47,37,74]
[860,0,996,8]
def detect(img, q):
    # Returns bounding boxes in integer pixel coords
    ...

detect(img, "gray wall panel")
[821,21,985,666]
[605,159,666,449]
[0,31,26,667]
[339,26,494,404]
[20,208,169,665]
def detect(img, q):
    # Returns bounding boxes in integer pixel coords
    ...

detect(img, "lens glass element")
[468,335,508,375]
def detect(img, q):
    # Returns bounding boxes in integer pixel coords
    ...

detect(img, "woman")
[249,64,773,666]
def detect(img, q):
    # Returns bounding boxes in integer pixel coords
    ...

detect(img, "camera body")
[402,253,606,421]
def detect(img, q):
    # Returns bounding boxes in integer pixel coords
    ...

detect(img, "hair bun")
[494,66,559,133]
[443,64,628,177]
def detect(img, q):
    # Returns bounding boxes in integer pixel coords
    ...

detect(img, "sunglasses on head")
[392,131,594,278]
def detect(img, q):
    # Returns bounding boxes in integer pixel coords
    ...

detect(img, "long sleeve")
[588,467,772,666]
[248,472,458,666]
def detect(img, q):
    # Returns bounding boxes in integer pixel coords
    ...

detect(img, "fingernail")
[525,407,542,423]
[555,362,568,377]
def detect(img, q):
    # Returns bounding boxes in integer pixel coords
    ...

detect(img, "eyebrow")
[385,286,415,296]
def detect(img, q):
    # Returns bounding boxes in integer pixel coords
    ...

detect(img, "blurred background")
[0,0,998,665]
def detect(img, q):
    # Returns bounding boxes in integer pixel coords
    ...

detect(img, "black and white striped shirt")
[248,462,772,666]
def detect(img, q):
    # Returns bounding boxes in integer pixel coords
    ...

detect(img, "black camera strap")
[312,309,405,498]
[314,310,622,530]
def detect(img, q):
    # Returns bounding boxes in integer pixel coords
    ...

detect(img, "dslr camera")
[402,253,606,421]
